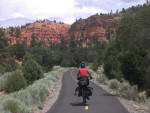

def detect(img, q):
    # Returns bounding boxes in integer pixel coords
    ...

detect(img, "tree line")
[99,3,150,97]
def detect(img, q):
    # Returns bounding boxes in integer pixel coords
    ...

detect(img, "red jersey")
[79,68,88,77]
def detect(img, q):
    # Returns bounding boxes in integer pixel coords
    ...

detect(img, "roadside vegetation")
[88,65,150,110]
[0,67,69,113]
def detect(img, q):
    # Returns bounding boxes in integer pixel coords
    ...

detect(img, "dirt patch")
[0,91,7,96]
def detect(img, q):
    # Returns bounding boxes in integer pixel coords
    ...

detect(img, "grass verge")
[0,67,70,113]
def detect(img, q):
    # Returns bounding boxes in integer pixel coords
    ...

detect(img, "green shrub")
[60,59,70,67]
[0,65,5,74]
[22,55,32,66]
[7,58,19,71]
[0,105,5,113]
[12,90,33,106]
[108,79,121,89]
[10,43,27,59]
[97,75,108,84]
[147,98,150,107]
[147,90,150,98]
[118,84,139,101]
[23,59,43,84]
[121,49,146,89]
[120,82,131,92]
[5,64,12,72]
[0,72,11,90]
[3,98,20,113]
[0,68,69,113]
[5,70,27,93]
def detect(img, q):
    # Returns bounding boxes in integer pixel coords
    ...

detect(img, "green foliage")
[5,70,27,93]
[22,55,32,66]
[103,41,123,81]
[69,35,77,53]
[0,28,4,38]
[0,38,9,49]
[30,33,37,48]
[10,43,27,59]
[121,49,146,88]
[145,67,150,97]
[0,72,11,90]
[108,79,121,89]
[5,64,12,72]
[91,60,99,71]
[0,65,5,74]
[60,36,67,51]
[3,98,20,113]
[118,84,139,101]
[30,42,54,71]
[87,51,97,62]
[61,59,70,67]
[23,59,43,84]
[7,58,19,71]
[103,4,150,97]
[0,67,69,113]
[15,28,21,39]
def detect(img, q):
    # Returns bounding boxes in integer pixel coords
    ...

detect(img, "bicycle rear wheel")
[82,87,86,105]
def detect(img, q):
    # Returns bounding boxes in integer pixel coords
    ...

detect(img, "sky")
[0,0,146,28]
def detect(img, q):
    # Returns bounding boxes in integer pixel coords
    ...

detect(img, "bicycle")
[75,77,93,105]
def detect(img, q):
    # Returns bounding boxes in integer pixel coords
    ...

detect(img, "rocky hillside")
[68,14,121,43]
[4,21,70,46]
[4,14,121,47]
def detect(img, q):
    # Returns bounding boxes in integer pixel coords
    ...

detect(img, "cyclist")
[75,62,92,99]
[77,62,92,82]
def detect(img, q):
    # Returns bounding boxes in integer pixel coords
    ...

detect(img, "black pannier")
[78,77,89,86]
[86,87,93,96]
[75,86,93,96]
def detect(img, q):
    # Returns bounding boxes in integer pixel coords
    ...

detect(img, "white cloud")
[11,12,25,18]
[0,0,146,27]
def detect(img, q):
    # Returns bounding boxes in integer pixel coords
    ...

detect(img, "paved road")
[47,69,129,113]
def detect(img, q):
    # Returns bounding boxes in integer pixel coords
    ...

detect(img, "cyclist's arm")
[87,70,92,79]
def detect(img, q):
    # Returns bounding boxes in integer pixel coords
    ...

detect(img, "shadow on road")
[70,102,89,106]
[99,93,118,97]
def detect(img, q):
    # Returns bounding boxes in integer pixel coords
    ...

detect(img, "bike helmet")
[81,62,85,68]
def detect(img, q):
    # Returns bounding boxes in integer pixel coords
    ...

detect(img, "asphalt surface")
[47,69,129,113]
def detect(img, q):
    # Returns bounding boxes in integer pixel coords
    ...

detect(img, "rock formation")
[4,14,121,47]
[5,21,70,46]
[68,14,121,43]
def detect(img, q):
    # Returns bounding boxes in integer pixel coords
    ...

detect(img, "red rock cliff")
[4,14,121,47]
[5,21,71,46]
[68,14,121,43]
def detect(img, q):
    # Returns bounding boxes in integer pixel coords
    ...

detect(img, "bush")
[7,58,19,71]
[147,98,150,107]
[60,59,70,67]
[121,49,146,89]
[97,75,108,84]
[108,79,121,89]
[0,65,5,74]
[118,84,139,101]
[10,43,27,59]
[120,82,131,92]
[0,67,69,113]
[5,64,12,72]
[3,98,20,113]
[0,72,11,90]
[5,70,27,93]
[23,59,43,84]
[103,42,123,81]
